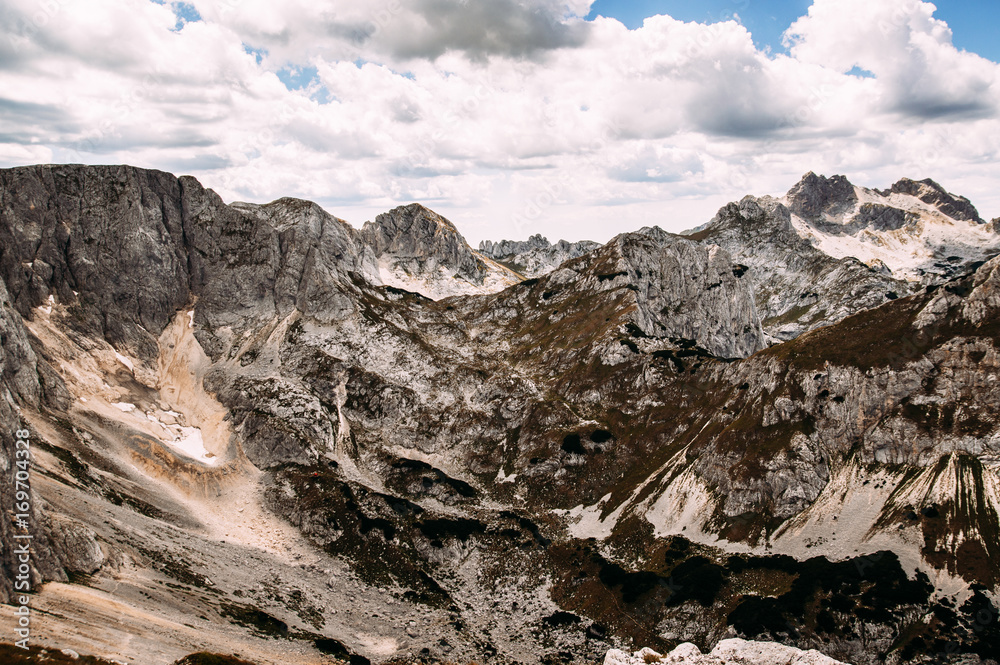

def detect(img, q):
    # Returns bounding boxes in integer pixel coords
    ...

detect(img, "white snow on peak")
[605,639,849,665]
[38,294,55,315]
[783,185,1000,283]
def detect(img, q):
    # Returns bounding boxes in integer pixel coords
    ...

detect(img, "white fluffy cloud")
[785,0,999,120]
[1,0,998,244]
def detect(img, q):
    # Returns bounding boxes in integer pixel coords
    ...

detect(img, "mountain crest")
[785,171,858,222]
[567,227,766,358]
[479,233,601,278]
[886,177,984,223]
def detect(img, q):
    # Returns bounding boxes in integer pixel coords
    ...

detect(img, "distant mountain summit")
[683,172,1000,340]
[782,172,998,282]
[361,203,520,299]
[479,234,601,278]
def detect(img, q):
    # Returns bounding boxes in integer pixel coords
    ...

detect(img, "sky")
[2,0,1000,245]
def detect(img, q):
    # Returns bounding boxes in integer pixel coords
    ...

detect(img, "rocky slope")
[478,234,601,278]
[782,172,999,283]
[1,164,999,665]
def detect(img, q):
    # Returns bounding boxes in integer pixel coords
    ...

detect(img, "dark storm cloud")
[346,0,591,60]
[893,97,996,122]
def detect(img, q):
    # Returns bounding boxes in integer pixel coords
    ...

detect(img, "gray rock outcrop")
[785,171,858,222]
[567,227,766,358]
[361,203,520,298]
[886,177,985,224]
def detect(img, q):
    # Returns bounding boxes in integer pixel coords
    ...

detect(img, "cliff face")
[0,165,193,361]
[0,275,90,604]
[1,164,998,665]
[554,227,766,358]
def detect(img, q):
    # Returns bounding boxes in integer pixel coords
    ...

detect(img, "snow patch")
[644,466,718,542]
[38,294,55,315]
[783,185,1000,283]
[114,351,135,373]
[140,408,218,465]
[172,425,218,466]
[567,494,626,540]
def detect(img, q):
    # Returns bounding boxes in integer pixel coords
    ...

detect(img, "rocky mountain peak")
[683,172,1000,341]
[685,192,913,341]
[713,195,796,235]
[886,177,985,224]
[785,171,858,222]
[2,163,1000,665]
[361,203,520,298]
[362,203,463,255]
[479,233,552,256]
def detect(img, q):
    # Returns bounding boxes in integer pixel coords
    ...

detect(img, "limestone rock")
[786,171,859,223]
[1,164,999,664]
[686,194,909,341]
[887,177,984,224]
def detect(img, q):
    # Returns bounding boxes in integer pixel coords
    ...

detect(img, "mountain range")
[1,164,999,665]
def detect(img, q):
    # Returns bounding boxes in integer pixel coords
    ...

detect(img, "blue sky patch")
[243,44,267,65]
[847,66,875,79]
[586,0,1000,62]
[277,65,319,91]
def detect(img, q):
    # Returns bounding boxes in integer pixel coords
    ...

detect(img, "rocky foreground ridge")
[1,165,999,665]
[604,640,848,665]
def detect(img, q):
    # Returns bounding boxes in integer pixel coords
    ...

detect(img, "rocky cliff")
[684,194,911,341]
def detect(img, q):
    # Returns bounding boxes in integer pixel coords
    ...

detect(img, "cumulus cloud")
[0,0,999,244]
[785,0,999,120]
